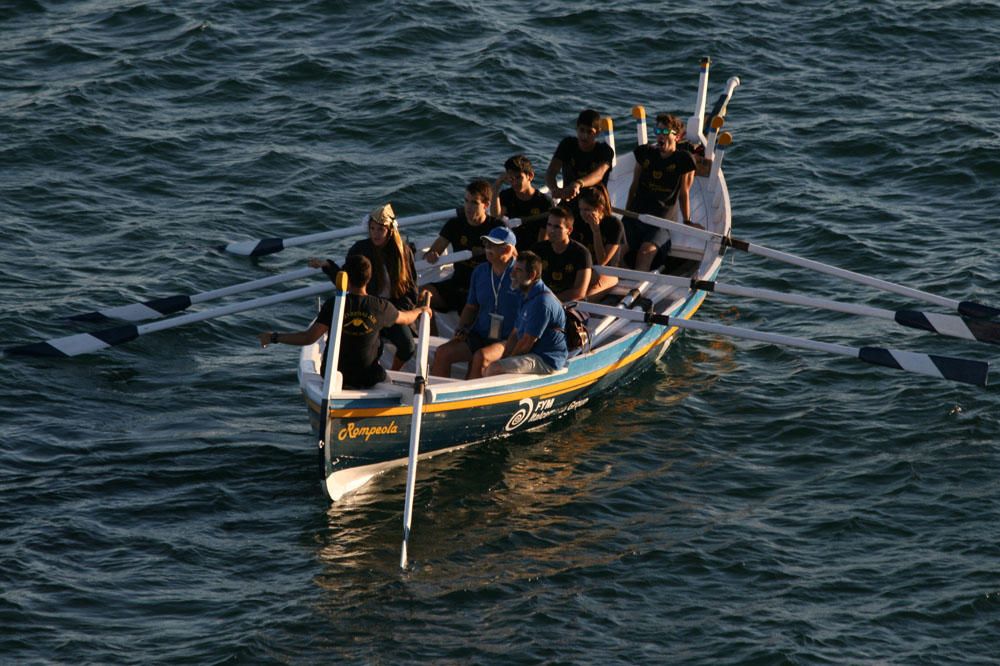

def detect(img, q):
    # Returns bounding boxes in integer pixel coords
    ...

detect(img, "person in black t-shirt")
[492,154,552,250]
[257,255,431,389]
[545,109,615,204]
[307,203,419,370]
[572,185,624,299]
[531,206,592,302]
[625,112,697,271]
[423,179,503,313]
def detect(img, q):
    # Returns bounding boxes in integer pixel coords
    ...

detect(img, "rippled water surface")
[2,1,1000,663]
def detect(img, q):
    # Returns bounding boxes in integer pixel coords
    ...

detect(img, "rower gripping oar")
[612,207,1000,320]
[574,301,989,387]
[400,292,433,570]
[219,208,456,257]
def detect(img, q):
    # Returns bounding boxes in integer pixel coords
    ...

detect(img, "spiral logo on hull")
[504,398,534,432]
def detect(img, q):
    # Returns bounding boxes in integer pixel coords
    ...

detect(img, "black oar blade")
[859,347,988,387]
[249,237,285,257]
[7,325,140,358]
[958,300,1000,321]
[894,310,1000,346]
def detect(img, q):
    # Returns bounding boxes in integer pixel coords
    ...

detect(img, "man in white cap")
[430,226,521,379]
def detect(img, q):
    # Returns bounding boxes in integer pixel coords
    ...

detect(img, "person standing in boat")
[483,251,568,377]
[308,203,419,370]
[430,227,522,379]
[491,154,551,250]
[545,109,615,204]
[423,179,504,313]
[571,184,624,299]
[531,206,592,303]
[625,112,697,271]
[257,255,431,389]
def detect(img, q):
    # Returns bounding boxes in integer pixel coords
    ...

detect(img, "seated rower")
[624,112,697,271]
[430,227,521,379]
[423,179,503,314]
[257,255,431,389]
[571,185,624,299]
[531,206,592,302]
[491,154,551,250]
[545,108,615,205]
[308,203,418,370]
[484,251,568,377]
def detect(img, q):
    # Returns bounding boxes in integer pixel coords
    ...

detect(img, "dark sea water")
[3,1,999,663]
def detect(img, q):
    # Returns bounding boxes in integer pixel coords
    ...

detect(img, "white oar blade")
[220,238,284,257]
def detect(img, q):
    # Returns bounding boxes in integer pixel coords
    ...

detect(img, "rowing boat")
[300,60,736,501]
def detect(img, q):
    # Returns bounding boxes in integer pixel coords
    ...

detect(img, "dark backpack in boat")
[562,304,590,352]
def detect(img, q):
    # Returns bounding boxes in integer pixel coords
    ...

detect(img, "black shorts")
[623,215,661,248]
[381,323,415,362]
[429,276,469,313]
[466,331,502,354]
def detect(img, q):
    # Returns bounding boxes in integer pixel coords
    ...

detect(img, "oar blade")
[858,347,988,387]
[7,325,139,358]
[895,310,1000,346]
[67,295,193,323]
[958,300,1000,321]
[219,237,284,257]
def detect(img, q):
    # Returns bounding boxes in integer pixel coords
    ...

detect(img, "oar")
[7,282,331,358]
[707,76,741,124]
[595,266,1000,346]
[400,293,433,570]
[574,301,989,387]
[68,267,321,323]
[219,208,456,257]
[67,251,473,325]
[320,272,350,455]
[612,207,1000,320]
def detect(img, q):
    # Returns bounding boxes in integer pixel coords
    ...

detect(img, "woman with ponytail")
[309,203,419,370]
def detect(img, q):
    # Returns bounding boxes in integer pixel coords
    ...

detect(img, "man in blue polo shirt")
[484,250,568,376]
[430,226,522,379]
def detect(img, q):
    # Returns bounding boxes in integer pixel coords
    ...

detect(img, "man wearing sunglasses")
[625,113,697,271]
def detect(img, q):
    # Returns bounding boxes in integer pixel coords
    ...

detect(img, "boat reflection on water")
[311,345,740,586]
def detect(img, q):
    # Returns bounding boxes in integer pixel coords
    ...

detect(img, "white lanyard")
[490,261,512,313]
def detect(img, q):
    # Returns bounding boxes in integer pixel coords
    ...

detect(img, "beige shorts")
[493,353,556,375]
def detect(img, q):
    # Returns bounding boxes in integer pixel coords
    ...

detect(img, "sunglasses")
[653,127,678,136]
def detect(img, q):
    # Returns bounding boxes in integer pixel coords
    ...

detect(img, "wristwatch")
[270,332,279,344]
